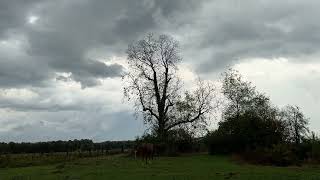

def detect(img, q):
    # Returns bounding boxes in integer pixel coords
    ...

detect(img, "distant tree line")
[206,69,320,166]
[0,139,134,155]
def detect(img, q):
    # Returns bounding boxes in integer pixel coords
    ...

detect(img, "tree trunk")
[157,116,168,142]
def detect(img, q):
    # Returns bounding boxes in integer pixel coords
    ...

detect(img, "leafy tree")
[281,105,309,145]
[222,68,256,119]
[209,69,288,153]
[124,34,218,141]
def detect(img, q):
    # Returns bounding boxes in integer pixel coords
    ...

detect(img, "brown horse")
[135,143,154,164]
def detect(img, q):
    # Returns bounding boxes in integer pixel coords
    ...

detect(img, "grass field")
[0,154,319,180]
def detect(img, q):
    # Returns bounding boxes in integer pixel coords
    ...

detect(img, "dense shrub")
[310,141,320,162]
[239,144,297,166]
[300,137,320,163]
[205,110,320,166]
[207,111,286,154]
[207,118,320,166]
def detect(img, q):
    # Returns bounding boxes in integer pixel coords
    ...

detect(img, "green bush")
[269,144,297,166]
[207,111,286,155]
[310,142,320,162]
[240,144,297,166]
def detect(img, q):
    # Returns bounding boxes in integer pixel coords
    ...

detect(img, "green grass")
[0,154,319,180]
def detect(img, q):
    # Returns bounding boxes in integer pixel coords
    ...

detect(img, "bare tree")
[281,105,309,144]
[123,34,218,141]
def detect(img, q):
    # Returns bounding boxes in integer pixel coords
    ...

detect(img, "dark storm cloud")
[193,0,320,73]
[0,0,50,87]
[0,0,41,37]
[2,0,319,85]
[0,0,202,88]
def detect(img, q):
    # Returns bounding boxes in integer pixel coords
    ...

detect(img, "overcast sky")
[0,0,319,142]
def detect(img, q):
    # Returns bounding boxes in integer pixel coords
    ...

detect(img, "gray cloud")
[0,0,41,37]
[3,0,319,86]
[191,0,320,72]
[0,110,144,142]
